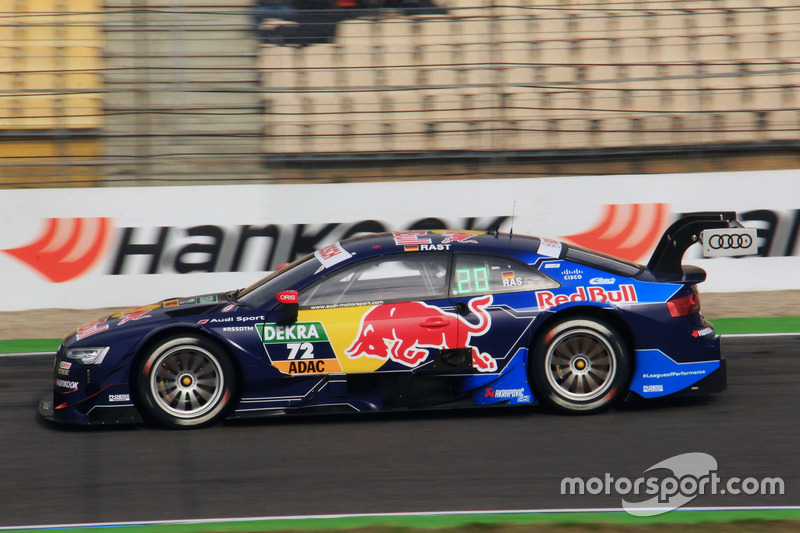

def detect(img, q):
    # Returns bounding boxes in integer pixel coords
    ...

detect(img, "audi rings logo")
[709,233,753,250]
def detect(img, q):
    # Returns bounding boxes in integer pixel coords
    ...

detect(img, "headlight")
[66,346,110,365]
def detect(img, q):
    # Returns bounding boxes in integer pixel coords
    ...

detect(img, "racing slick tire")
[135,335,236,428]
[531,317,630,414]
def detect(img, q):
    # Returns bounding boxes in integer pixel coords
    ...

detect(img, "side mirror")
[275,290,299,324]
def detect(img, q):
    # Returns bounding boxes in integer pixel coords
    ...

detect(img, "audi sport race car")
[39,212,757,428]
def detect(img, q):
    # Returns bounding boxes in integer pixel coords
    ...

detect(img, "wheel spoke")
[561,371,577,391]
[583,372,601,392]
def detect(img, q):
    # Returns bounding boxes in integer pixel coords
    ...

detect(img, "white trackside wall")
[0,169,797,311]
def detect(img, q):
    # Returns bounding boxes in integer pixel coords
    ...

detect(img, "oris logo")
[277,290,299,304]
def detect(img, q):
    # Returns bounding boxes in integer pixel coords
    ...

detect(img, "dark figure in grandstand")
[253,0,448,46]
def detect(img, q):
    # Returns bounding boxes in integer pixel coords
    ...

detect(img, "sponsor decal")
[485,387,531,402]
[257,322,341,375]
[277,291,298,304]
[258,322,328,343]
[562,268,583,280]
[345,295,497,372]
[115,305,157,326]
[708,233,752,249]
[535,285,638,309]
[692,327,714,338]
[543,262,561,269]
[537,238,562,258]
[702,228,759,257]
[108,394,131,402]
[163,295,218,308]
[436,230,480,244]
[314,241,352,268]
[76,318,110,341]
[590,277,616,285]
[393,231,433,246]
[283,360,329,374]
[56,379,79,390]
[394,230,480,250]
[58,361,72,376]
[206,315,265,324]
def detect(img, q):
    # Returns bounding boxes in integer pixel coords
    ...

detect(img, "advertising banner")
[0,169,797,310]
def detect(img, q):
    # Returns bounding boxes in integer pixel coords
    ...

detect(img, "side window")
[451,254,559,296]
[301,253,450,308]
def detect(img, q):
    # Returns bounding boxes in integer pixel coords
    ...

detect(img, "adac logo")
[562,204,670,263]
[2,218,114,283]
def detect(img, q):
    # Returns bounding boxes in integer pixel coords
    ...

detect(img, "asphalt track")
[0,335,798,529]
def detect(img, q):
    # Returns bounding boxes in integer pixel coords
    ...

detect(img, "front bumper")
[39,392,143,425]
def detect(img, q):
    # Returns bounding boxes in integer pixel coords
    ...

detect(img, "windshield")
[235,254,323,308]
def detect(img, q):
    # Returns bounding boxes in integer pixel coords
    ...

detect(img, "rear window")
[564,246,643,277]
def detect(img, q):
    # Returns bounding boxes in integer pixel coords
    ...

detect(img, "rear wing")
[647,212,758,276]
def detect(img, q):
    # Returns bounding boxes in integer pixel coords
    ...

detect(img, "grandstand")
[0,0,103,186]
[2,0,799,186]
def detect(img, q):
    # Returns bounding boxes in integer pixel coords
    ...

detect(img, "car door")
[264,252,456,377]
[447,253,560,373]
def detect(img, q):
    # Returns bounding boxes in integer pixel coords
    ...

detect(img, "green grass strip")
[713,316,800,335]
[0,338,60,354]
[9,509,800,532]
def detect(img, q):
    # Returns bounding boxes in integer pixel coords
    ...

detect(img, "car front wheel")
[531,317,630,414]
[136,335,235,428]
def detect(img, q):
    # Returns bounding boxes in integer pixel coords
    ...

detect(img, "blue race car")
[39,212,757,428]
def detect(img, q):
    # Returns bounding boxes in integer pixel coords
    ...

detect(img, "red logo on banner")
[562,204,670,263]
[3,218,114,283]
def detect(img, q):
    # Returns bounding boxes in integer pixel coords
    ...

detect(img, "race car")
[39,212,757,428]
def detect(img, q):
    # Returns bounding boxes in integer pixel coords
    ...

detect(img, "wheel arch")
[530,306,636,383]
[129,326,244,413]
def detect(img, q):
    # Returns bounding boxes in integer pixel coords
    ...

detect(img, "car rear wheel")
[136,335,235,428]
[531,317,629,414]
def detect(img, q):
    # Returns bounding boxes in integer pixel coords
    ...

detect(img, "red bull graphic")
[345,295,497,372]
[536,285,638,310]
[114,304,159,325]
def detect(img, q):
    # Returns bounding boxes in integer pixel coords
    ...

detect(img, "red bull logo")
[536,285,638,310]
[345,295,498,372]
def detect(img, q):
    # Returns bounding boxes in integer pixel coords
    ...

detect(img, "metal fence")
[2,0,799,187]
